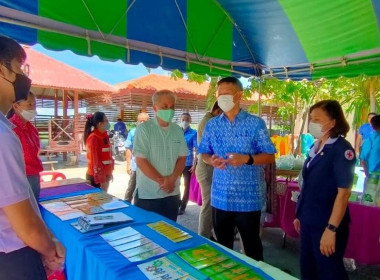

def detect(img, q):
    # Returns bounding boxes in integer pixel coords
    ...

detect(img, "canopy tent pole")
[258,78,262,117]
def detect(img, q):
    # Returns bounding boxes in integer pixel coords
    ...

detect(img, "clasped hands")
[210,153,249,169]
[42,239,66,277]
[157,175,177,193]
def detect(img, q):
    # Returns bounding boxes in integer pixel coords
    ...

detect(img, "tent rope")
[201,15,229,58]
[108,0,136,36]
[174,0,201,62]
[212,0,259,67]
[81,0,105,40]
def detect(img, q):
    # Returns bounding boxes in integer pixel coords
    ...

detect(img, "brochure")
[148,221,192,243]
[40,192,128,220]
[101,226,167,262]
[71,212,133,233]
[137,254,208,280]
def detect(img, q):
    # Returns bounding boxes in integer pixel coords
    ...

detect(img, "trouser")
[124,171,136,202]
[212,207,263,261]
[300,220,349,280]
[179,166,192,211]
[0,246,47,280]
[196,160,213,237]
[134,191,180,222]
[27,174,41,201]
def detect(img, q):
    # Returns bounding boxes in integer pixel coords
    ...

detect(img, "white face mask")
[217,95,235,113]
[308,121,329,139]
[180,121,190,129]
[20,109,37,121]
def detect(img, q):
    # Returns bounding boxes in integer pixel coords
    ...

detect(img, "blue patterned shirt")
[183,127,197,166]
[198,110,276,212]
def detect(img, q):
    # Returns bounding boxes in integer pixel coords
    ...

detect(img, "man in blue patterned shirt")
[198,77,276,261]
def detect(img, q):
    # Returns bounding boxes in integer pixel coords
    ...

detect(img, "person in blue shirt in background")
[114,118,127,139]
[356,112,376,156]
[294,100,355,280]
[178,112,197,215]
[198,77,276,261]
[360,114,380,176]
[124,112,150,202]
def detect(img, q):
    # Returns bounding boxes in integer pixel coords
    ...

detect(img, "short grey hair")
[152,89,177,105]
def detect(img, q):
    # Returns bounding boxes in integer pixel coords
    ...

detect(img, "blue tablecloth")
[40,187,274,280]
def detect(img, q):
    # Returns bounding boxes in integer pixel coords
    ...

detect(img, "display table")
[268,180,380,265]
[345,202,380,265]
[40,184,296,280]
[40,179,92,199]
[275,169,301,181]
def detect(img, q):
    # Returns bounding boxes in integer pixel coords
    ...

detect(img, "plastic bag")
[276,154,295,170]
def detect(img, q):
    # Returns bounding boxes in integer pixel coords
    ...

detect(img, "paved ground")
[49,153,380,280]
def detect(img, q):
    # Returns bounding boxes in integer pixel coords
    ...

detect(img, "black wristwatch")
[326,223,337,232]
[246,154,254,165]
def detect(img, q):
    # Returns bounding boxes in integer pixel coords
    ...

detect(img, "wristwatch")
[326,223,337,232]
[245,154,254,165]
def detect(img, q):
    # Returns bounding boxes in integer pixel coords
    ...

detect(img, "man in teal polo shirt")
[133,90,188,221]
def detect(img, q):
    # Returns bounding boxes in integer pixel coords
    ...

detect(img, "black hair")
[181,112,191,118]
[117,118,123,121]
[84,112,106,143]
[309,100,350,138]
[0,35,26,68]
[370,115,380,130]
[6,91,34,119]
[211,101,220,112]
[217,77,243,90]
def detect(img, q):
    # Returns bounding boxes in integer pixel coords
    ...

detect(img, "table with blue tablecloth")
[40,182,297,280]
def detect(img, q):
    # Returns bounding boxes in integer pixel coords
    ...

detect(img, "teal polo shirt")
[133,118,188,199]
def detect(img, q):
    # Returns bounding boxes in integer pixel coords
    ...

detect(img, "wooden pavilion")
[23,46,116,159]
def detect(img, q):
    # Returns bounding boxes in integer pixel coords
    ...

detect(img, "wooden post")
[54,89,58,118]
[142,96,147,113]
[73,91,79,164]
[62,90,68,161]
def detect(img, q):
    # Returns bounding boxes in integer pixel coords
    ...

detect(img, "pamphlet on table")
[101,226,167,262]
[71,212,133,233]
[40,192,128,220]
[176,244,271,280]
[148,221,192,243]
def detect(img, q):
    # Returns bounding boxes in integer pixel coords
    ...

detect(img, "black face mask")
[2,66,32,102]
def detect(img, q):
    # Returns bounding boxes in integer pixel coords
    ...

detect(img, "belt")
[102,160,112,165]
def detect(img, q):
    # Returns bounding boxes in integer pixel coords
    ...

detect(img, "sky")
[32,44,249,86]
[32,44,169,85]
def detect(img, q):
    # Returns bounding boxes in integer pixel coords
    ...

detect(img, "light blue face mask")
[157,109,175,123]
[105,122,111,131]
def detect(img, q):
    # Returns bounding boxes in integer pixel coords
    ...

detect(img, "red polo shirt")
[9,114,43,176]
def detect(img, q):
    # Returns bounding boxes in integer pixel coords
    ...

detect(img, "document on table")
[138,255,207,280]
[176,244,272,280]
[100,226,167,262]
[148,221,192,243]
[40,192,129,220]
